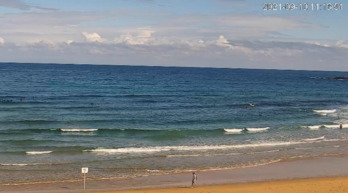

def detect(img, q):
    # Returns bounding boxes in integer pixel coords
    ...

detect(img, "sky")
[0,0,347,71]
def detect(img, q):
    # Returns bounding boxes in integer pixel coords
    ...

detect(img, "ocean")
[1,63,348,184]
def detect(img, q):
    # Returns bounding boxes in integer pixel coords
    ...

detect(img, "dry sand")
[88,177,348,193]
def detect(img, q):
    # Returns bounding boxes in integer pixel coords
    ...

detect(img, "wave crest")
[223,128,244,134]
[60,128,98,132]
[303,136,325,141]
[246,127,269,133]
[26,151,52,155]
[85,141,305,154]
[313,109,336,116]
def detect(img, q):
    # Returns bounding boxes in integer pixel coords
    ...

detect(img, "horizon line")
[0,62,347,73]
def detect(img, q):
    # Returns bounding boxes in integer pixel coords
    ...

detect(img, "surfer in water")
[340,123,343,129]
[191,172,197,188]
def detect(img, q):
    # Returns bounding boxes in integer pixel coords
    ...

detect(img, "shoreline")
[1,154,348,193]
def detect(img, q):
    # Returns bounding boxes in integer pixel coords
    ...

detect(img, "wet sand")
[1,155,348,193]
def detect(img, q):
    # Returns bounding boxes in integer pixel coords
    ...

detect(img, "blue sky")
[0,0,347,71]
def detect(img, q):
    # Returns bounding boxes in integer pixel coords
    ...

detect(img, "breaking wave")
[85,141,305,154]
[223,128,244,134]
[60,128,98,132]
[246,127,269,133]
[313,109,336,116]
[304,136,325,141]
[26,151,52,155]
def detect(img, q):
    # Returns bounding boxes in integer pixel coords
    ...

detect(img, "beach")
[1,154,348,192]
[90,177,348,193]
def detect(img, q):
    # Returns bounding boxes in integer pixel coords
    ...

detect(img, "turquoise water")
[1,63,348,184]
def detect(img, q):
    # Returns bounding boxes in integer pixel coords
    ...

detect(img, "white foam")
[327,124,348,129]
[60,128,98,132]
[324,139,343,142]
[246,127,269,133]
[86,147,164,154]
[166,154,202,158]
[0,163,29,166]
[26,151,52,155]
[307,125,322,130]
[0,163,46,166]
[304,136,325,141]
[323,124,340,129]
[146,169,160,173]
[85,141,305,154]
[305,124,347,130]
[313,109,336,116]
[223,128,244,134]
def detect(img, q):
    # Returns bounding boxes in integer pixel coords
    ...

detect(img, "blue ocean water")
[1,63,348,184]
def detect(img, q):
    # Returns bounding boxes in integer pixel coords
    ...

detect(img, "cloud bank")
[1,34,347,71]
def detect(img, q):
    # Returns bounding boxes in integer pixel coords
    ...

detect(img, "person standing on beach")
[191,172,197,188]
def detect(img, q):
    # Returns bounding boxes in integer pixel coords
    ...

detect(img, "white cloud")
[118,29,154,45]
[82,32,104,43]
[216,35,231,47]
[66,40,74,45]
[0,37,5,45]
[26,40,60,50]
[215,35,256,55]
[336,40,348,48]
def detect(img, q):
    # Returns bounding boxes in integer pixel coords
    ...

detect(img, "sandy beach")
[89,177,348,193]
[2,155,348,193]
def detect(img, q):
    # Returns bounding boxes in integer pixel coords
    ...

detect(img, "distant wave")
[313,109,336,116]
[0,163,30,166]
[60,128,98,132]
[166,154,203,158]
[26,151,52,155]
[85,147,164,154]
[224,127,269,134]
[301,125,323,130]
[85,141,305,154]
[303,123,348,130]
[341,124,348,128]
[246,127,269,133]
[323,124,340,129]
[304,136,325,141]
[0,163,39,166]
[0,162,52,166]
[167,150,280,158]
[0,120,59,125]
[0,128,221,136]
[324,124,348,129]
[301,124,348,130]
[307,125,322,130]
[223,128,244,134]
